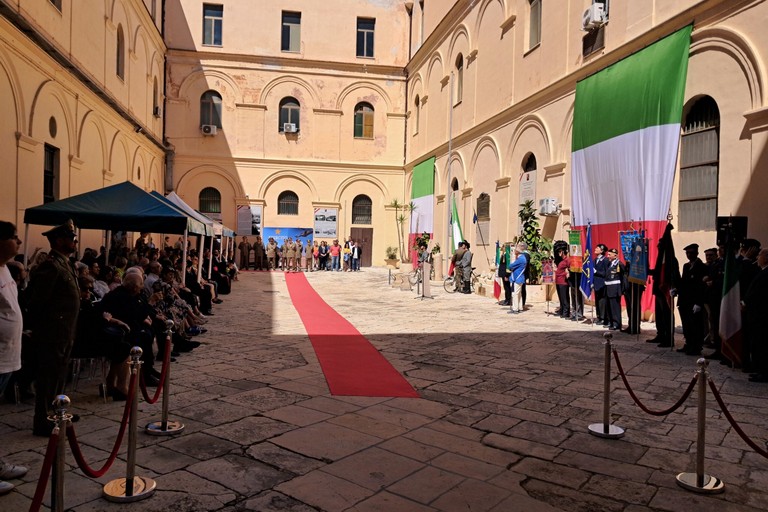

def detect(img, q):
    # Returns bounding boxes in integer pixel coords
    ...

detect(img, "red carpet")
[285,272,419,398]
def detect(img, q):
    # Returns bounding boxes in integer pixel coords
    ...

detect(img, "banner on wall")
[237,205,262,236]
[261,227,314,251]
[314,208,338,239]
[568,230,583,272]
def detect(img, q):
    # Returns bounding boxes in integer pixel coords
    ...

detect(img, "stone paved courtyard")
[1,268,768,511]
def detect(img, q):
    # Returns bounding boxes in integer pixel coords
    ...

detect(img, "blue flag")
[580,224,594,299]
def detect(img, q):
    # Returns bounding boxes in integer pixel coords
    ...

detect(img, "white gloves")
[693,305,702,314]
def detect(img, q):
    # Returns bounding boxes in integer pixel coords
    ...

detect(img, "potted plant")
[384,246,399,267]
[512,200,553,284]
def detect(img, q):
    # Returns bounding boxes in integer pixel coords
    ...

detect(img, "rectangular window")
[44,144,60,204]
[356,18,375,58]
[282,12,301,52]
[203,4,223,46]
[529,0,541,49]
[582,25,605,57]
[679,127,719,231]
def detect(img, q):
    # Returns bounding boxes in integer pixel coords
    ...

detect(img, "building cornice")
[173,155,405,174]
[166,48,407,79]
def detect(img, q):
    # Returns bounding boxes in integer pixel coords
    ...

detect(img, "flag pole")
[445,71,455,278]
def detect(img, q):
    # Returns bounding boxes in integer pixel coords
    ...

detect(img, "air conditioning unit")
[201,124,217,136]
[153,106,162,118]
[582,3,605,30]
[283,123,298,133]
[539,197,559,216]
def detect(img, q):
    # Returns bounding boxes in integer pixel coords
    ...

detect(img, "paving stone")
[429,478,510,512]
[553,449,654,481]
[271,422,381,461]
[246,442,325,475]
[504,420,572,446]
[161,431,239,460]
[582,474,657,504]
[347,490,438,512]
[206,415,295,445]
[510,458,591,489]
[560,432,648,463]
[187,454,292,496]
[232,491,320,512]
[387,465,465,504]
[378,436,445,462]
[483,432,562,460]
[430,452,505,480]
[276,469,373,511]
[321,446,424,490]
[523,478,625,512]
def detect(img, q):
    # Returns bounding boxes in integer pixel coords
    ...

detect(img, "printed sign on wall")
[314,208,338,239]
[237,205,262,236]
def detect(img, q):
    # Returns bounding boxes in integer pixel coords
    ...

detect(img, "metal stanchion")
[676,358,724,493]
[588,332,625,439]
[670,292,676,352]
[388,268,392,286]
[50,395,72,512]
[146,320,185,436]
[103,347,157,502]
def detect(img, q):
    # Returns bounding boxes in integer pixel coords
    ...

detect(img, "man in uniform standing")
[677,243,708,355]
[237,236,251,271]
[27,220,80,436]
[592,244,608,325]
[604,248,625,331]
[460,241,473,294]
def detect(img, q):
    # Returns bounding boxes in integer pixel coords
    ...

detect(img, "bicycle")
[444,267,479,294]
[408,257,436,286]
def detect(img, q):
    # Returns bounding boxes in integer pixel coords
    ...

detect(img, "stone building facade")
[1,0,767,268]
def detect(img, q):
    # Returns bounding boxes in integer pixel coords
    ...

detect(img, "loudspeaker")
[716,216,747,246]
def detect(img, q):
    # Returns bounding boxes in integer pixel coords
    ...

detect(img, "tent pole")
[197,235,204,282]
[23,224,29,264]
[208,236,214,279]
[181,229,188,278]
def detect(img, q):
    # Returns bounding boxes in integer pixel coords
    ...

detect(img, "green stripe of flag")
[411,157,435,198]
[572,25,692,152]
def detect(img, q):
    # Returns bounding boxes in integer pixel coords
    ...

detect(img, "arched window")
[451,177,459,191]
[679,96,719,232]
[200,90,223,128]
[199,187,221,215]
[413,94,420,135]
[279,97,300,132]
[116,25,125,79]
[529,0,542,49]
[352,195,372,224]
[455,54,464,103]
[523,153,537,173]
[278,191,299,215]
[354,102,374,139]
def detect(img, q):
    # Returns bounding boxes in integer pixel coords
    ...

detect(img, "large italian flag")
[572,26,692,311]
[409,157,435,262]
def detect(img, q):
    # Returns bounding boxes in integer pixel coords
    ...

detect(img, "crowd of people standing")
[237,236,364,272]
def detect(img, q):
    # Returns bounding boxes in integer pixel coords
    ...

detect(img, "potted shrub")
[385,246,399,267]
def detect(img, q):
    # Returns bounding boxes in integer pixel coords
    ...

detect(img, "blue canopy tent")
[23,181,207,269]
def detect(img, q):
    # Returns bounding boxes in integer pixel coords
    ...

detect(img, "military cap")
[607,248,618,254]
[683,243,699,252]
[740,238,760,249]
[704,247,718,254]
[42,219,76,239]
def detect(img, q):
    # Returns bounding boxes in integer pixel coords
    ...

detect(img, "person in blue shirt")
[508,242,528,313]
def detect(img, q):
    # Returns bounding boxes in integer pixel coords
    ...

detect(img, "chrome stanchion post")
[146,320,185,436]
[50,395,71,512]
[103,347,157,502]
[588,332,625,438]
[676,358,724,494]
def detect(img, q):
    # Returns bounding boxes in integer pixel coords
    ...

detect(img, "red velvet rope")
[708,378,768,459]
[28,432,58,512]
[613,349,699,416]
[138,335,171,404]
[66,372,135,478]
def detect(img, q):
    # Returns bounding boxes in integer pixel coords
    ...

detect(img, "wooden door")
[350,227,373,267]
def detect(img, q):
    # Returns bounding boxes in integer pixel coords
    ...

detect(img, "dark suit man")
[746,249,768,382]
[592,244,608,325]
[27,221,80,436]
[677,243,708,355]
[604,248,625,331]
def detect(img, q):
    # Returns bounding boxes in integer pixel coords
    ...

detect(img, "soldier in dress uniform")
[237,236,251,271]
[266,238,277,270]
[27,220,80,436]
[604,248,625,331]
[677,243,708,355]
